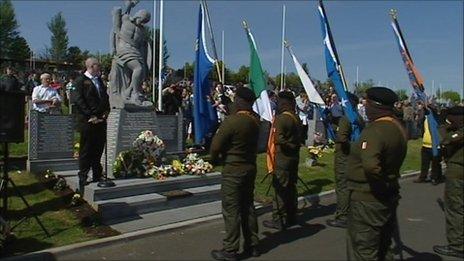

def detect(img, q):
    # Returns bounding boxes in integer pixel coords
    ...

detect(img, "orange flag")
[266,119,276,174]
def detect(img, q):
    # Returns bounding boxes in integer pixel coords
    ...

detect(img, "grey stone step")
[107,200,223,233]
[58,171,222,202]
[95,184,222,221]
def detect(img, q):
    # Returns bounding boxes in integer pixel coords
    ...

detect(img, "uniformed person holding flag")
[263,91,301,231]
[346,87,407,260]
[433,106,464,258]
[210,87,261,261]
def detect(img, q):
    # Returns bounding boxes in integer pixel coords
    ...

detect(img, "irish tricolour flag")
[243,22,273,122]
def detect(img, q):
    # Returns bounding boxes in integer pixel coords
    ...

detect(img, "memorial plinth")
[27,111,78,172]
[104,107,184,177]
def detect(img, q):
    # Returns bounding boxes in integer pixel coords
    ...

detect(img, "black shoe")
[286,216,298,227]
[262,220,285,231]
[431,177,444,185]
[326,218,347,228]
[211,249,238,261]
[433,245,464,258]
[243,246,261,257]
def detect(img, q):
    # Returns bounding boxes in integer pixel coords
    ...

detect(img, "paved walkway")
[29,178,463,260]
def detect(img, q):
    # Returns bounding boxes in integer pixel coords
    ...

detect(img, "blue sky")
[12,0,463,95]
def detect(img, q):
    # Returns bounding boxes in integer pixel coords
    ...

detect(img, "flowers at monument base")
[147,154,213,180]
[308,146,324,159]
[73,143,80,159]
[183,153,213,176]
[113,130,213,180]
[113,130,166,179]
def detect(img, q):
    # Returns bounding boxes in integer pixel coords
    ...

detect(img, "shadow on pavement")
[298,203,336,222]
[257,223,326,256]
[2,252,57,261]
[402,245,443,261]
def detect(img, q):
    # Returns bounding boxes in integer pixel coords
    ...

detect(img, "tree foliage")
[395,89,409,101]
[441,90,461,103]
[0,0,31,60]
[146,28,169,78]
[354,79,375,96]
[47,12,69,62]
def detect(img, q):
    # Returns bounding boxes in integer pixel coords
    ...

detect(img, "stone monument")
[105,0,184,177]
[27,111,78,172]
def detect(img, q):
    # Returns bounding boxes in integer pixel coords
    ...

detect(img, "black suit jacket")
[74,73,110,129]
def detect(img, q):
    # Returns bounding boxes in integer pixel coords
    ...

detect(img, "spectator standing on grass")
[31,73,62,114]
[66,75,77,114]
[415,101,426,137]
[403,101,415,139]
[0,67,21,93]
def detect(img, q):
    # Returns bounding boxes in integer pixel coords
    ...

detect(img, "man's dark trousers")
[78,121,106,192]
[221,168,259,252]
[419,147,442,181]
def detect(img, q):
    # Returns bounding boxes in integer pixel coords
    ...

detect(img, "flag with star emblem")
[193,2,218,144]
[390,11,440,155]
[317,0,361,141]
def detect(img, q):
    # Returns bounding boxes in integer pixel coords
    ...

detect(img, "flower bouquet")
[113,130,165,178]
[183,153,213,176]
[307,145,325,166]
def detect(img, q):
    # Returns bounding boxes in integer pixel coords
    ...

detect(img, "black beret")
[366,87,398,106]
[235,87,256,103]
[447,106,464,116]
[347,92,359,106]
[278,91,296,103]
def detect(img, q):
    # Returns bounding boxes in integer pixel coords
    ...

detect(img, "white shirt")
[32,85,62,112]
[84,71,102,97]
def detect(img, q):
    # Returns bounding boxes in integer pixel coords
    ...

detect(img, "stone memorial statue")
[109,0,153,108]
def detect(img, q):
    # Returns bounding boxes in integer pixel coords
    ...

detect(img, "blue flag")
[193,3,217,144]
[317,1,362,141]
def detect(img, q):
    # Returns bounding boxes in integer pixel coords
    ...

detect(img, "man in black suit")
[74,57,110,194]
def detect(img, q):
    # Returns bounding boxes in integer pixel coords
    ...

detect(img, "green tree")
[231,65,249,84]
[66,46,84,66]
[47,12,69,62]
[146,28,169,78]
[354,79,375,96]
[441,90,461,103]
[395,89,409,101]
[0,0,31,60]
[275,72,302,92]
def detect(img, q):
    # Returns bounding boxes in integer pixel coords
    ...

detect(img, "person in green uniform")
[210,87,260,261]
[433,106,464,258]
[327,92,364,228]
[263,91,301,231]
[346,87,408,261]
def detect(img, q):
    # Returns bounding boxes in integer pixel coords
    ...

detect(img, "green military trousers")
[444,177,464,252]
[272,162,298,225]
[334,152,350,222]
[221,168,259,252]
[347,200,397,261]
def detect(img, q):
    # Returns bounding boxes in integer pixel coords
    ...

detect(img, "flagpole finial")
[389,9,398,19]
[242,21,249,29]
[284,40,290,48]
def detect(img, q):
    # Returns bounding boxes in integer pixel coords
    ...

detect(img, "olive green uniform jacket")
[333,116,364,222]
[440,126,463,252]
[210,111,260,252]
[272,111,301,224]
[346,117,407,261]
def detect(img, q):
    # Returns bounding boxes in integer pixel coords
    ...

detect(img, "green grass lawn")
[1,172,102,256]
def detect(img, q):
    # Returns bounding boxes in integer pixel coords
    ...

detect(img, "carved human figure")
[110,0,152,107]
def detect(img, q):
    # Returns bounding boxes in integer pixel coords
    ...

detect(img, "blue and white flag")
[193,3,217,144]
[317,0,361,141]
